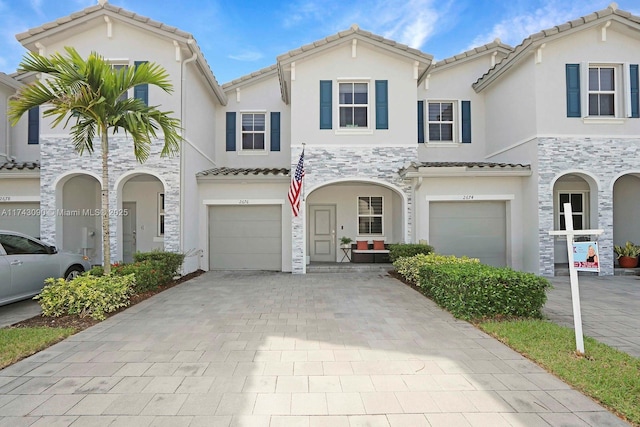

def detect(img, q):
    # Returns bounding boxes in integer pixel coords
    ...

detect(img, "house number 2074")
[239,199,249,204]
[462,195,474,200]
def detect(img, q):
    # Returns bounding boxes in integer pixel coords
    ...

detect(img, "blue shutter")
[28,106,39,145]
[375,80,388,129]
[631,64,639,118]
[566,64,581,118]
[226,112,236,151]
[417,101,424,144]
[134,61,149,106]
[270,112,281,151]
[461,101,471,143]
[319,80,332,129]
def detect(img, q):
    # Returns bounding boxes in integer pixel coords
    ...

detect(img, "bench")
[351,241,390,263]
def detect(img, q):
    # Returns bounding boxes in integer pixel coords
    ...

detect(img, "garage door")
[208,205,282,270]
[0,202,40,238]
[429,201,506,267]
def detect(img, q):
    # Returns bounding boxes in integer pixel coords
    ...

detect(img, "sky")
[0,0,638,84]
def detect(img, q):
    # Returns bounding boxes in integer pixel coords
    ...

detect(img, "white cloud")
[28,0,44,17]
[228,51,264,62]
[467,0,607,50]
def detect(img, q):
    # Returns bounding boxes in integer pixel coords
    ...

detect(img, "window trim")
[239,112,268,154]
[357,196,384,237]
[426,100,456,143]
[581,62,630,120]
[108,60,131,101]
[337,78,371,132]
[555,191,589,234]
[588,65,616,117]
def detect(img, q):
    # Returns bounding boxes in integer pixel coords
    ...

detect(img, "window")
[111,64,129,102]
[28,106,39,145]
[158,193,165,236]
[339,82,368,128]
[241,113,265,150]
[358,196,383,235]
[0,234,49,255]
[558,192,587,230]
[428,102,454,141]
[589,66,615,116]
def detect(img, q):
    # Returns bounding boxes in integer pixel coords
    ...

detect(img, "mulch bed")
[7,269,205,331]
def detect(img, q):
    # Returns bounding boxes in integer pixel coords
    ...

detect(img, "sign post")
[548,203,603,355]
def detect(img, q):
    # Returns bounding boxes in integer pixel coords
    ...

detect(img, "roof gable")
[473,4,640,92]
[16,1,227,105]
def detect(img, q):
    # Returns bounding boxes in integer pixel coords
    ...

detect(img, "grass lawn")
[0,327,76,369]
[479,319,640,426]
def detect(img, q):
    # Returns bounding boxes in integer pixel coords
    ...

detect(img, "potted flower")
[614,241,640,268]
[340,236,353,248]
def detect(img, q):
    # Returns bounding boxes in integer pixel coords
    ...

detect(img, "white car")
[0,230,92,306]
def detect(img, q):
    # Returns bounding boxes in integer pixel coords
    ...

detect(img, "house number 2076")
[462,195,474,200]
[239,199,249,204]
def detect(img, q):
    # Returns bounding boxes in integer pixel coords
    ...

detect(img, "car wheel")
[64,265,84,281]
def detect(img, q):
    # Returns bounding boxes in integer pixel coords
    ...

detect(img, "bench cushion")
[373,240,385,250]
[356,240,369,250]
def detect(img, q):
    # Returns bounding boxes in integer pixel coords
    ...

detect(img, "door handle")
[10,260,23,266]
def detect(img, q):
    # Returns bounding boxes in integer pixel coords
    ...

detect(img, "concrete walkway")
[545,275,640,358]
[0,271,630,426]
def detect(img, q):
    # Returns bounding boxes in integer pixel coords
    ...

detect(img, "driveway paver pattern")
[0,271,630,426]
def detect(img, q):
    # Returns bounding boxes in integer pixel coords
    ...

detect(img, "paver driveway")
[0,271,629,426]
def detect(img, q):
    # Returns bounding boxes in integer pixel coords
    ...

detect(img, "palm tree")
[9,47,181,274]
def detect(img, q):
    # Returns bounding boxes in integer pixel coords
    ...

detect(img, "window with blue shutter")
[461,101,471,143]
[270,112,281,151]
[226,112,236,151]
[319,80,332,129]
[134,61,149,106]
[375,80,388,130]
[28,106,39,145]
[417,101,424,144]
[566,64,581,117]
[631,64,639,118]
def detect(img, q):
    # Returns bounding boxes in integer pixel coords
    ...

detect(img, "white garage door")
[0,202,40,238]
[430,201,507,267]
[208,205,282,271]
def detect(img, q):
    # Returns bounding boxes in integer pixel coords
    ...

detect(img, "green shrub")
[419,263,551,320]
[388,243,434,262]
[393,253,479,284]
[35,274,134,320]
[134,250,185,277]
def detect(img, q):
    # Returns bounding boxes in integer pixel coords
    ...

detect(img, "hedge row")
[393,253,551,320]
[388,243,434,262]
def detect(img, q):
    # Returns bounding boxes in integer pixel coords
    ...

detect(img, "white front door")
[309,205,336,262]
[123,202,136,263]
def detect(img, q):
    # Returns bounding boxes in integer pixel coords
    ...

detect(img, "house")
[1,1,639,276]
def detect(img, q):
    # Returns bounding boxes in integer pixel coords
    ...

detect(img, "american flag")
[288,149,305,217]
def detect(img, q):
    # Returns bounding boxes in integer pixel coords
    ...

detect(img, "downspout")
[179,42,198,265]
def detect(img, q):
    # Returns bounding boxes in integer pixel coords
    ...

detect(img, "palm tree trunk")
[101,128,111,274]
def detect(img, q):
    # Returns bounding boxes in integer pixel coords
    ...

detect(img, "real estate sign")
[573,241,600,273]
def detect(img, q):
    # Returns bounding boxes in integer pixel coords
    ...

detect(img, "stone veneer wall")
[40,135,180,262]
[291,146,416,274]
[538,136,640,276]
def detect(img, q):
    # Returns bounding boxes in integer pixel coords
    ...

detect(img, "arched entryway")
[613,173,640,259]
[552,172,599,266]
[116,172,166,263]
[305,179,406,263]
[55,173,102,260]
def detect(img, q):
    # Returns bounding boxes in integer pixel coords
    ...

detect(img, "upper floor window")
[428,102,454,142]
[111,63,129,102]
[358,196,383,235]
[588,67,615,116]
[27,106,39,145]
[339,82,368,128]
[241,113,266,151]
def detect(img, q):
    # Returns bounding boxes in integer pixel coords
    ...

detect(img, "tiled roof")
[15,1,226,105]
[0,72,21,89]
[16,3,191,41]
[222,64,278,89]
[431,39,513,70]
[197,167,290,177]
[416,162,530,169]
[473,4,640,91]
[0,161,40,171]
[276,24,433,64]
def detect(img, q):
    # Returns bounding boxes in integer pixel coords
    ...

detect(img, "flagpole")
[301,142,306,202]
